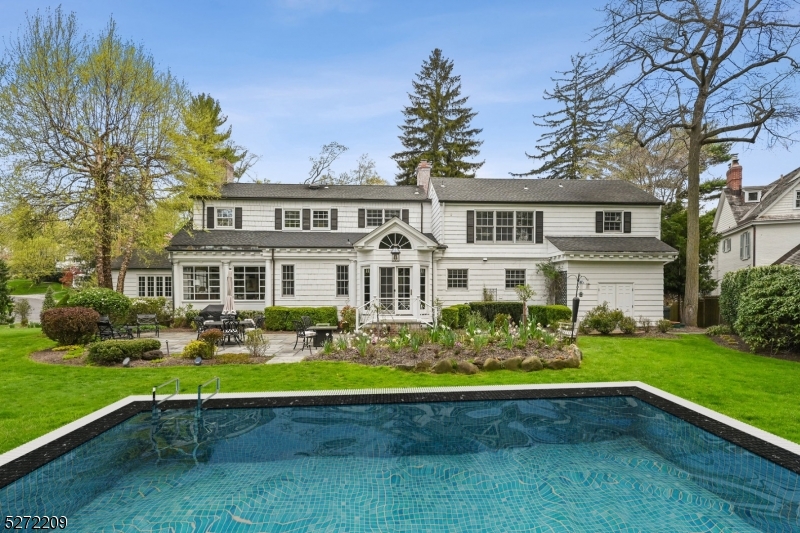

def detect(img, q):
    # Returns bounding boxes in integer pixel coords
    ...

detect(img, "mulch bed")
[707,334,800,363]
[29,350,272,367]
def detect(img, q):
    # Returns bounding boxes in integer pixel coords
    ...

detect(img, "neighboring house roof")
[547,236,677,254]
[217,183,428,201]
[773,242,800,267]
[167,229,439,250]
[720,166,800,228]
[110,249,171,270]
[430,178,663,205]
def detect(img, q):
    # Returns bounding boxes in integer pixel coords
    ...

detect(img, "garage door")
[598,283,634,315]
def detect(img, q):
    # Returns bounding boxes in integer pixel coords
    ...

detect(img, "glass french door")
[379,267,412,314]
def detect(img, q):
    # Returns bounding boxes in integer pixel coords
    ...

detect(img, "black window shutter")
[466,210,475,243]
[623,211,632,233]
[331,208,338,230]
[207,206,215,229]
[535,211,544,244]
[234,207,242,229]
[401,209,409,224]
[595,211,604,233]
[275,208,282,230]
[358,208,365,228]
[302,209,311,230]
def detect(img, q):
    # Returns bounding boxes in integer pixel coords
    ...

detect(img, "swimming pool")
[1,383,799,532]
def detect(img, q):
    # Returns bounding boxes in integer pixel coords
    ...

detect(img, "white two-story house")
[712,156,800,292]
[113,162,677,324]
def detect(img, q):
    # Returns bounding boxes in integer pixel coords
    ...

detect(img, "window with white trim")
[603,211,623,232]
[234,266,265,300]
[722,238,731,253]
[795,190,800,208]
[282,265,295,297]
[746,190,760,202]
[476,211,494,241]
[183,267,220,300]
[516,212,534,241]
[495,212,514,241]
[384,209,401,222]
[366,209,401,226]
[216,208,234,227]
[138,275,172,297]
[312,210,329,229]
[476,211,535,242]
[336,265,349,297]
[284,210,300,229]
[363,268,371,305]
[447,269,468,289]
[505,269,526,289]
[740,232,751,260]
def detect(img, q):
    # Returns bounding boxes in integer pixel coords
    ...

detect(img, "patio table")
[309,325,338,347]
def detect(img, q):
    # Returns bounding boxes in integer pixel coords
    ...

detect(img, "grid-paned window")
[282,265,295,296]
[795,190,800,208]
[285,210,300,228]
[516,212,534,242]
[505,269,526,289]
[364,268,371,305]
[366,209,383,226]
[138,276,146,296]
[476,212,494,241]
[336,265,349,297]
[740,232,751,260]
[183,267,220,300]
[234,266,265,300]
[496,212,514,241]
[604,211,623,232]
[722,238,731,253]
[216,208,234,227]
[384,209,401,222]
[312,210,329,228]
[420,268,426,309]
[447,269,468,289]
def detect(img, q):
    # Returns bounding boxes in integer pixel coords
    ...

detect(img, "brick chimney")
[416,160,431,193]
[726,154,742,192]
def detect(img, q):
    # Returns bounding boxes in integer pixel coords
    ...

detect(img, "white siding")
[754,224,800,266]
[434,259,549,307]
[760,181,800,218]
[429,185,444,242]
[715,196,738,232]
[111,269,173,299]
[712,227,752,293]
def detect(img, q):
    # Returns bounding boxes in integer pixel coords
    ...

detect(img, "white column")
[264,253,272,308]
[173,259,182,306]
[221,260,230,303]
[349,259,357,307]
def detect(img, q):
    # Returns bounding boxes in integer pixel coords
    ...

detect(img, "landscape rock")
[414,361,431,372]
[396,363,415,371]
[432,359,454,374]
[546,355,581,370]
[482,358,502,371]
[472,358,485,368]
[521,356,543,372]
[503,356,524,371]
[567,344,583,361]
[141,350,163,361]
[456,361,479,375]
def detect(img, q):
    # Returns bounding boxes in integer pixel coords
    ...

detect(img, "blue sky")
[0,0,795,186]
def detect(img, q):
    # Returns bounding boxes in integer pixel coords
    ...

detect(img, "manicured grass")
[1,327,799,455]
[7,279,67,299]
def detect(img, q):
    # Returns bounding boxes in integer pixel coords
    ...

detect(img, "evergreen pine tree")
[40,285,56,321]
[392,49,483,185]
[511,55,608,179]
[0,259,12,322]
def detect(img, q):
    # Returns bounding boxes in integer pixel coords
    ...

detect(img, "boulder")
[482,358,502,371]
[472,358,485,368]
[414,361,431,372]
[546,355,581,370]
[504,356,524,371]
[456,361,479,375]
[396,363,415,372]
[521,356,543,372]
[566,344,583,361]
[141,349,163,361]
[432,359,454,374]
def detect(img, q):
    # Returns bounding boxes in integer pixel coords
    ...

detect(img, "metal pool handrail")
[151,378,179,414]
[197,377,220,412]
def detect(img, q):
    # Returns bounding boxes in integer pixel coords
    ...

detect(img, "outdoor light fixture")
[390,244,401,262]
[194,357,203,366]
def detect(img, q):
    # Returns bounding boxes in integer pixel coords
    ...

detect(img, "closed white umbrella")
[222,269,236,315]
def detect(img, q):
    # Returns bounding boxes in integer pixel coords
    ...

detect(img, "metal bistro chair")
[194,316,208,340]
[293,320,316,353]
[97,317,133,341]
[136,314,160,338]
[301,315,313,330]
[221,319,242,346]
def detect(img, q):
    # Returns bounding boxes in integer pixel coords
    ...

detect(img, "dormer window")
[745,190,760,202]
[312,210,329,229]
[217,208,234,227]
[284,210,301,229]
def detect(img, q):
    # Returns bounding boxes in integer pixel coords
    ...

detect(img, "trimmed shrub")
[468,302,523,325]
[735,267,800,353]
[455,304,471,328]
[581,303,618,334]
[41,307,100,345]
[528,305,572,328]
[720,265,792,329]
[199,328,223,358]
[87,338,161,365]
[127,297,172,325]
[493,313,511,330]
[69,288,131,324]
[440,306,460,328]
[181,340,210,359]
[619,316,637,334]
[263,306,338,331]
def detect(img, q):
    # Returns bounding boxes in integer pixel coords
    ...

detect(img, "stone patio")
[141,329,318,364]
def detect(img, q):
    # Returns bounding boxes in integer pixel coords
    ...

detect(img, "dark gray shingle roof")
[167,229,439,250]
[547,236,677,254]
[110,249,171,270]
[431,178,663,205]
[773,242,800,267]
[219,183,428,201]
[723,167,800,226]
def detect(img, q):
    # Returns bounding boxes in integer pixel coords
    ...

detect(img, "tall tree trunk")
[682,126,702,326]
[94,176,114,289]
[115,208,142,293]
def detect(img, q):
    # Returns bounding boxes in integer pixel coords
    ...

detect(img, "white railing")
[355,298,380,332]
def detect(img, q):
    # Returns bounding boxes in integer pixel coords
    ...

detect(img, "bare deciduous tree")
[594,0,800,325]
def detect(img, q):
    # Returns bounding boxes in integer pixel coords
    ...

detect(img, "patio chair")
[194,316,208,340]
[136,314,160,338]
[301,315,313,330]
[97,317,133,341]
[221,319,242,346]
[293,320,316,353]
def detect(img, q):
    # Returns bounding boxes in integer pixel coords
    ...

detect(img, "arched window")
[379,233,412,250]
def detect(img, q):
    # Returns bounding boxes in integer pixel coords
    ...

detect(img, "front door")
[379,267,412,314]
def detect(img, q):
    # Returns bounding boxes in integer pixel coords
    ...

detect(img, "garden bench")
[136,314,159,338]
[96,317,133,341]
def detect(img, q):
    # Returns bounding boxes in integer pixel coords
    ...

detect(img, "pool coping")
[1,381,800,489]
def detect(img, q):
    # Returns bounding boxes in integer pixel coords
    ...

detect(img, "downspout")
[201,200,206,230]
[271,248,275,307]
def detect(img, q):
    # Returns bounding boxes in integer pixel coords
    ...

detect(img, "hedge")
[127,297,172,325]
[468,302,523,325]
[69,288,131,324]
[87,339,161,365]
[528,305,572,327]
[41,307,100,345]
[734,267,800,353]
[719,265,791,329]
[263,306,338,331]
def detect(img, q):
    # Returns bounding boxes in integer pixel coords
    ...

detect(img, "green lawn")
[1,327,799,455]
[7,279,67,298]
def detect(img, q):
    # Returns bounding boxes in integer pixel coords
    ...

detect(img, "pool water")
[2,397,799,532]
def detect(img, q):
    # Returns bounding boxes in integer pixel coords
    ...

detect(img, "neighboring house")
[112,163,677,324]
[711,156,800,292]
